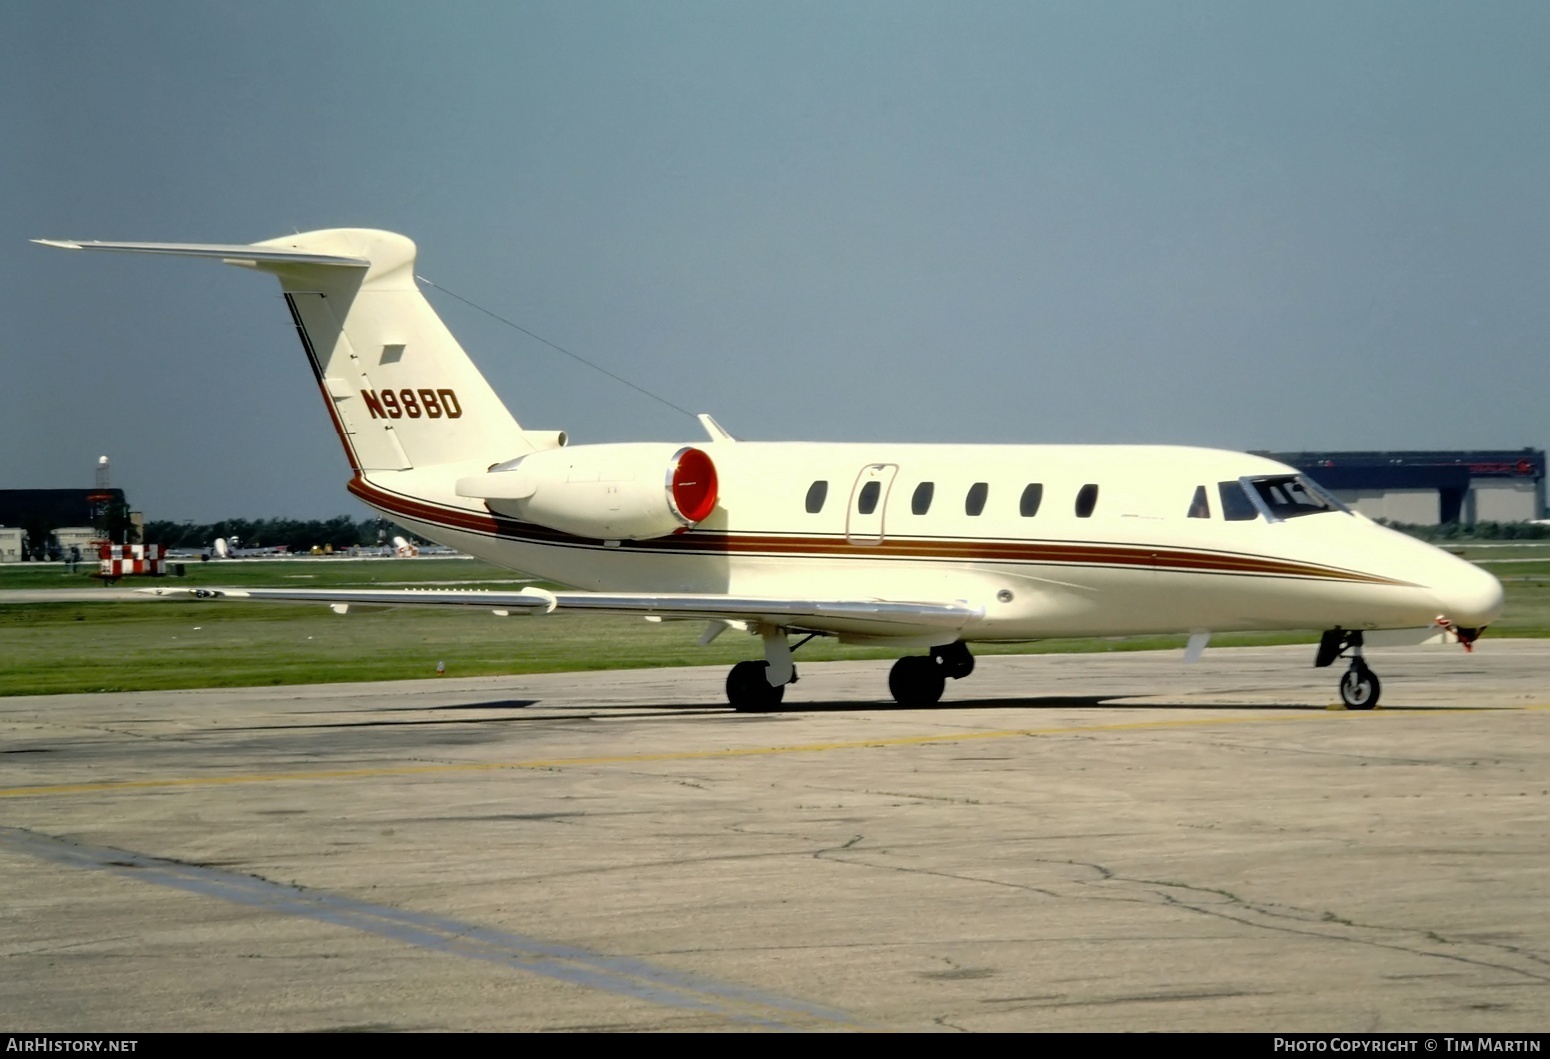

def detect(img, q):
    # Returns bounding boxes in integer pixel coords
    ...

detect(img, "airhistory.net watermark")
[5,1042,136,1053]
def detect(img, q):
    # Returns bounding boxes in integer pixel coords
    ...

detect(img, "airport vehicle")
[36,230,1505,709]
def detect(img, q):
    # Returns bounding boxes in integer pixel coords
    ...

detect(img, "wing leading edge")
[139,586,985,642]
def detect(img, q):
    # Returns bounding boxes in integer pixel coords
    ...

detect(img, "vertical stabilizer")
[250,229,532,474]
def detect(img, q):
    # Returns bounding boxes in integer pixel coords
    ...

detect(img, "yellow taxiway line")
[2,705,1545,800]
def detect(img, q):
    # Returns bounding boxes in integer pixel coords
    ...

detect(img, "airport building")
[1265,449,1547,525]
[0,488,132,562]
[0,527,22,564]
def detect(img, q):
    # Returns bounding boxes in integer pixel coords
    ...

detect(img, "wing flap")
[550,593,980,630]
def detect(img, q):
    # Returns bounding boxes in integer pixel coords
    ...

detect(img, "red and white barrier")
[99,543,166,577]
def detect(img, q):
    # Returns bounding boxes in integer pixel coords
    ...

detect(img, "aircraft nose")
[1429,554,1505,629]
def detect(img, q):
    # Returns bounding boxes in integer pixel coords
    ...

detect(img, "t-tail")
[34,229,538,482]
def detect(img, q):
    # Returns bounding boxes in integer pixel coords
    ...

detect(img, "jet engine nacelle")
[455,443,719,541]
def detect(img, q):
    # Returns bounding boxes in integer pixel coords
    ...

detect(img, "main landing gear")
[724,636,978,711]
[1316,629,1381,710]
[726,659,786,712]
[888,641,975,708]
[726,625,815,712]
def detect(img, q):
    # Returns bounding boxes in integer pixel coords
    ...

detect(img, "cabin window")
[1019,483,1043,517]
[965,482,989,516]
[1218,481,1259,521]
[1075,483,1099,518]
[1187,485,1211,519]
[911,482,935,515]
[805,480,828,513]
[857,480,881,515]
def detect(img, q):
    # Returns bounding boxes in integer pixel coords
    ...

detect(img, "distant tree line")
[1377,519,1550,541]
[141,516,422,552]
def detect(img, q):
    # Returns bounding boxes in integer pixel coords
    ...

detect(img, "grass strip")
[3,554,1547,697]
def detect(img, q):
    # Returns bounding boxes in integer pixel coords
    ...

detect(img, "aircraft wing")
[139,586,985,641]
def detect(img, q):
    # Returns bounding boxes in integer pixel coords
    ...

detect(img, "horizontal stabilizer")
[39,227,534,472]
[32,239,369,268]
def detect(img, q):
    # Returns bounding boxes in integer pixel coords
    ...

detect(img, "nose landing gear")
[1339,662,1381,709]
[1316,629,1381,710]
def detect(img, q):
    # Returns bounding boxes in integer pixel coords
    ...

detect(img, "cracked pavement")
[2,642,1547,1030]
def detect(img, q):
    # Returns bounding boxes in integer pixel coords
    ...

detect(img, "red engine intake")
[668,447,719,525]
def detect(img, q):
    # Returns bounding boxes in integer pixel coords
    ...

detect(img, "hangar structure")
[1265,449,1547,526]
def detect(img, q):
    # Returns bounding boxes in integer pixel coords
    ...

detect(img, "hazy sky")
[6,1,1548,521]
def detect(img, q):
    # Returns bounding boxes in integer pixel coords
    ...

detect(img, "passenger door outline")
[845,463,899,545]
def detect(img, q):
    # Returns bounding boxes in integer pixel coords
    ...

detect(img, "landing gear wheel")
[726,660,785,712]
[889,655,946,707]
[1339,664,1381,710]
[931,641,975,680]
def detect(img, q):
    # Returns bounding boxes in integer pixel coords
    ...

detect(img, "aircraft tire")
[889,655,946,707]
[1339,664,1381,710]
[727,660,785,712]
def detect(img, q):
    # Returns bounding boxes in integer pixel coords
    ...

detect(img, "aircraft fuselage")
[350,440,1504,645]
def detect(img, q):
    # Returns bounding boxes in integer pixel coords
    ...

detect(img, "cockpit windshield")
[1220,476,1349,522]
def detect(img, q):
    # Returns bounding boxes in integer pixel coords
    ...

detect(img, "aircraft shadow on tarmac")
[402,700,539,712]
[414,693,1318,715]
[226,695,1362,733]
[413,694,1357,716]
[703,696,1344,714]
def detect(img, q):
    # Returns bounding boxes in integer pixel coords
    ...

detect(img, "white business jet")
[36,230,1504,710]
